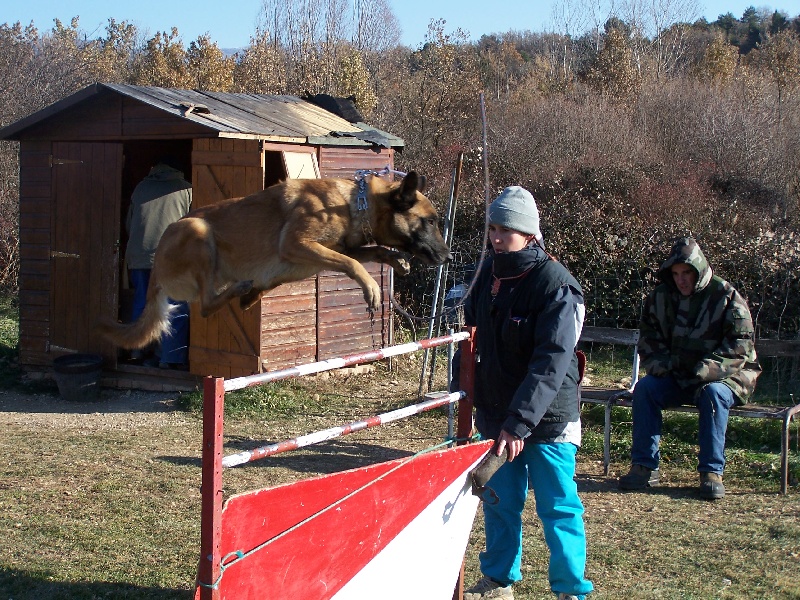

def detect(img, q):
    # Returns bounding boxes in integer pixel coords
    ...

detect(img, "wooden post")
[196,376,225,600]
[456,326,476,445]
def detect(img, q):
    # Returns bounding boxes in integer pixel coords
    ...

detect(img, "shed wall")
[18,141,52,367]
[316,146,394,360]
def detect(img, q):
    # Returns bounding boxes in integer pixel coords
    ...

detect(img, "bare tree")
[354,0,401,53]
[621,0,701,79]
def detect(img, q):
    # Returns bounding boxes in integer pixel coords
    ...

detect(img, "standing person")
[460,186,593,600]
[618,237,761,499]
[126,158,193,369]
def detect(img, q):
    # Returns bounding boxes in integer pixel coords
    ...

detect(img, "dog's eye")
[425,218,436,227]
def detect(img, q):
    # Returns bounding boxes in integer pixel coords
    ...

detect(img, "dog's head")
[376,172,452,266]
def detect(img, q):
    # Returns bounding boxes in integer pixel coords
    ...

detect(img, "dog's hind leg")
[238,287,262,311]
[197,279,254,317]
[155,218,255,318]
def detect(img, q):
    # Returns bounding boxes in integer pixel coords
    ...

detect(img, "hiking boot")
[464,576,514,599]
[699,472,725,500]
[618,464,660,490]
[557,594,581,600]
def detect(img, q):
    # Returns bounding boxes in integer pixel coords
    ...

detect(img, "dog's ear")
[391,172,422,212]
[404,171,427,193]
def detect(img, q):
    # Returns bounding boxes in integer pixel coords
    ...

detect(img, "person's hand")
[495,429,524,461]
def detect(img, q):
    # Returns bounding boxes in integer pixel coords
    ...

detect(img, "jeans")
[631,375,737,474]
[480,441,593,598]
[129,269,189,365]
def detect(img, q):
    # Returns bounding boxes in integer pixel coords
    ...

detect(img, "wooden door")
[50,142,123,362]
[189,138,266,378]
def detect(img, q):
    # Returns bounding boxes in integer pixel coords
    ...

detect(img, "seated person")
[619,237,761,499]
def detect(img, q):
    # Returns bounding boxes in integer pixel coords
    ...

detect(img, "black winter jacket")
[463,246,584,441]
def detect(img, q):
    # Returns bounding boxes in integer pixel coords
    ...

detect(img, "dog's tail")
[95,282,175,350]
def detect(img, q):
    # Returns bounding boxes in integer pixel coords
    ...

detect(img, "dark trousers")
[129,269,189,365]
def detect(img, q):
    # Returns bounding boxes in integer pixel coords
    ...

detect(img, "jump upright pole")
[197,376,224,600]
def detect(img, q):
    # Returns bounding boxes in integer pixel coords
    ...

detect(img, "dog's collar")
[354,165,408,210]
[356,177,369,211]
[353,166,407,243]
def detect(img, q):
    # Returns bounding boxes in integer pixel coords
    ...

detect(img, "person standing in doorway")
[125,157,192,369]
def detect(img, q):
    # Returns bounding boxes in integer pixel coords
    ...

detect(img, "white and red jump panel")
[216,440,492,599]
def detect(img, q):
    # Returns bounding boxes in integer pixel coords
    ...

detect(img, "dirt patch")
[0,388,190,431]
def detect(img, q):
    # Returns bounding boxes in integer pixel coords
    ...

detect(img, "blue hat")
[488,186,541,238]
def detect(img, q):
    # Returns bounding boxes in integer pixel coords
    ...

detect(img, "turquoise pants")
[480,441,593,598]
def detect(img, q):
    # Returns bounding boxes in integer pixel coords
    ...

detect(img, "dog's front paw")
[394,257,412,276]
[363,281,382,312]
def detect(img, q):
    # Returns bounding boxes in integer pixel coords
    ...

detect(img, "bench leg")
[604,401,612,476]
[781,406,800,495]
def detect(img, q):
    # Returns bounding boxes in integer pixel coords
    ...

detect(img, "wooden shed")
[0,83,406,389]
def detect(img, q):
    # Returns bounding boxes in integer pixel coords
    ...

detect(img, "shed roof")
[0,83,404,149]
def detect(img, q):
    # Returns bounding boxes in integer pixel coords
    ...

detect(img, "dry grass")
[0,350,798,599]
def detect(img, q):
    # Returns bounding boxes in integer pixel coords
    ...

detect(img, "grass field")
[0,301,798,599]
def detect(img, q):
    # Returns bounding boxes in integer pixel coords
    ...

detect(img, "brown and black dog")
[97,171,451,350]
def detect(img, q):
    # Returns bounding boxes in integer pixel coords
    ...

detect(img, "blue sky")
[3,1,797,50]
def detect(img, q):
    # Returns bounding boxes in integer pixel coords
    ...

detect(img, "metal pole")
[447,327,455,442]
[418,159,462,397]
[428,153,464,390]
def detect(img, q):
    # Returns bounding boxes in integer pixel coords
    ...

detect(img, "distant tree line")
[1,0,799,338]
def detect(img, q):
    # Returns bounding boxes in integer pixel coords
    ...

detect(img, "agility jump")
[195,330,487,600]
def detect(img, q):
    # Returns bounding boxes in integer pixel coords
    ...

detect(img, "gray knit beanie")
[488,186,541,238]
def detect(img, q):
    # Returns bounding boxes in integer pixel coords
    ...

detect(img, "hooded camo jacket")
[638,237,761,403]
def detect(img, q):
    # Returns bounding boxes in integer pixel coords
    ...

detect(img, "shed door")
[50,142,123,361]
[189,138,266,378]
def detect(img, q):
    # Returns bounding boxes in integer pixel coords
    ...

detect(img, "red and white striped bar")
[223,331,470,392]
[222,391,463,468]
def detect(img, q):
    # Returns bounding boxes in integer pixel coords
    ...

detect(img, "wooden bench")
[578,326,800,494]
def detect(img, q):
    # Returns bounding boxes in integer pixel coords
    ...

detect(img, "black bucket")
[52,353,104,402]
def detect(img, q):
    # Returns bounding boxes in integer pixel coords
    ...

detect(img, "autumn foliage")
[1,3,799,337]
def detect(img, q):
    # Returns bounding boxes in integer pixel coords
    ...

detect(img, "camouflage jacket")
[638,237,761,403]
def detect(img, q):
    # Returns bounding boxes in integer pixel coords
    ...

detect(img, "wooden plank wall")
[18,141,52,366]
[315,147,395,358]
[317,146,394,179]
[317,264,388,359]
[260,280,318,371]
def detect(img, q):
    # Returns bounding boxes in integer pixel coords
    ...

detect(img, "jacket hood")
[657,237,713,293]
[146,163,186,182]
